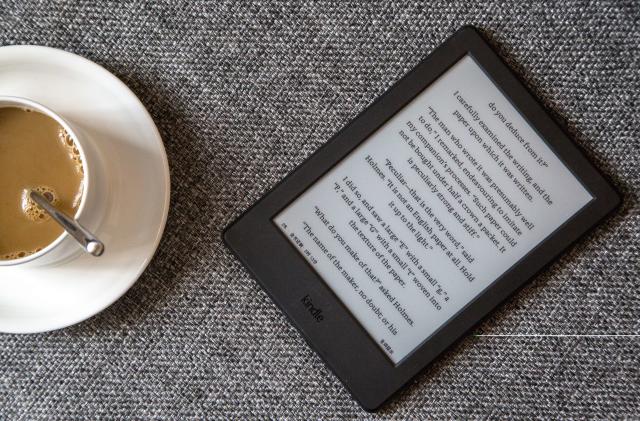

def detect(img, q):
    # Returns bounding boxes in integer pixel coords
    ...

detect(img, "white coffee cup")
[0,96,104,267]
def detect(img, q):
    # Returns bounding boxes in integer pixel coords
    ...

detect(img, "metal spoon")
[29,190,104,257]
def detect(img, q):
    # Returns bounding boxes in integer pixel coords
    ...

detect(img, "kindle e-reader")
[224,26,620,411]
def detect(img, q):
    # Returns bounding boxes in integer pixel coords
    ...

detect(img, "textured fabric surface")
[0,1,638,419]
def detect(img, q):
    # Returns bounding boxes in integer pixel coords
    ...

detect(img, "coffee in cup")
[0,106,85,260]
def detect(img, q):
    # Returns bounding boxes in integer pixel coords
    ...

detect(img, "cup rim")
[0,95,90,266]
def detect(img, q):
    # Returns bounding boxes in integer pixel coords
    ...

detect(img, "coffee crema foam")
[58,128,84,174]
[21,186,59,222]
[1,249,42,261]
[2,182,67,260]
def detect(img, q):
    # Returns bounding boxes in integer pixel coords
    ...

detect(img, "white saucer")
[0,46,170,333]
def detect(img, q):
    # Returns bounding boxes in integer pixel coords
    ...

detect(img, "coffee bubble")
[21,186,59,222]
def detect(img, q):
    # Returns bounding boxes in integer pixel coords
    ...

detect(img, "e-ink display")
[274,55,592,363]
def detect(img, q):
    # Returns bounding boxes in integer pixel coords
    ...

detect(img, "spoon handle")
[30,190,104,257]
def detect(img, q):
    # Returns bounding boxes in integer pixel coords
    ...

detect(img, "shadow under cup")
[0,96,96,267]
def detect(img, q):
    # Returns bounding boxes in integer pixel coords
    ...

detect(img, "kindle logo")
[301,294,324,323]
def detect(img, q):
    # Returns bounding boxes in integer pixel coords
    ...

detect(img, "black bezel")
[223,26,621,411]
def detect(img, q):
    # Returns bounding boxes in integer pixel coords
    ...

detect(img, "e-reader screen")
[273,54,593,364]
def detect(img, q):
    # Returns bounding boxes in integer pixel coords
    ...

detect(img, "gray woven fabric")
[0,0,638,419]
